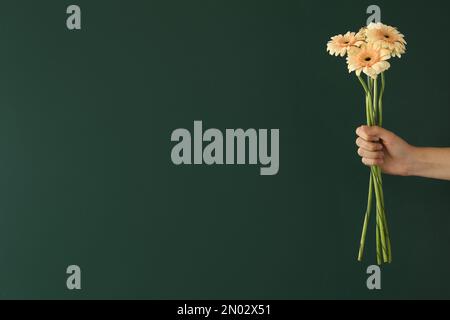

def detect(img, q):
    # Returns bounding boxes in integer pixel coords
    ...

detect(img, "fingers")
[356,125,393,142]
[356,137,383,152]
[362,157,384,166]
[355,126,386,167]
[358,147,384,160]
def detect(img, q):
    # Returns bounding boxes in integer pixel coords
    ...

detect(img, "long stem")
[376,214,382,265]
[373,77,378,125]
[372,167,389,263]
[371,77,388,263]
[358,76,374,262]
[358,173,373,261]
[358,76,372,102]
[379,73,385,126]
[357,75,392,264]
[358,76,373,125]
[378,73,391,263]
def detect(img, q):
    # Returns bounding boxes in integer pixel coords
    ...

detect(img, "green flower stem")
[372,168,389,262]
[372,167,392,263]
[379,73,385,126]
[376,75,391,262]
[358,76,372,103]
[370,93,384,262]
[376,217,382,265]
[358,76,374,125]
[357,74,392,265]
[376,173,392,262]
[357,76,375,262]
[358,172,373,261]
[373,77,378,124]
[372,77,390,264]
[365,95,371,126]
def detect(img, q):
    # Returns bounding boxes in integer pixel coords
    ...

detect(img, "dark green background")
[0,0,449,299]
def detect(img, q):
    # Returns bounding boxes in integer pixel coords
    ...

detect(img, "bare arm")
[408,147,450,181]
[355,126,450,181]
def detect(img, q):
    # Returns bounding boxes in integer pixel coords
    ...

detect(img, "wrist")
[406,146,426,177]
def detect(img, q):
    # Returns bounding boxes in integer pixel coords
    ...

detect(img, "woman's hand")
[356,126,450,180]
[355,125,415,176]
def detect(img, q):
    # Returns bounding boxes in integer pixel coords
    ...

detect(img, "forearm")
[408,147,450,181]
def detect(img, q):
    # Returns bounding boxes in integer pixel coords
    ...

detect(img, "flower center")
[384,34,390,39]
[365,57,372,62]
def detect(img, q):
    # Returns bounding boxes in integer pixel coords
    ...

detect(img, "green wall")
[0,0,449,299]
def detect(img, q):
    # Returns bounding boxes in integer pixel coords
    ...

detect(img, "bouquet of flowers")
[326,22,407,264]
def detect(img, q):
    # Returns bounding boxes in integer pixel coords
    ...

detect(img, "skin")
[355,126,450,181]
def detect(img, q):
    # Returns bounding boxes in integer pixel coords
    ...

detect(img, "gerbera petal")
[365,22,407,58]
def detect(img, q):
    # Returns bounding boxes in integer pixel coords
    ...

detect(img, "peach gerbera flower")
[347,43,391,79]
[327,31,365,57]
[366,22,407,58]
